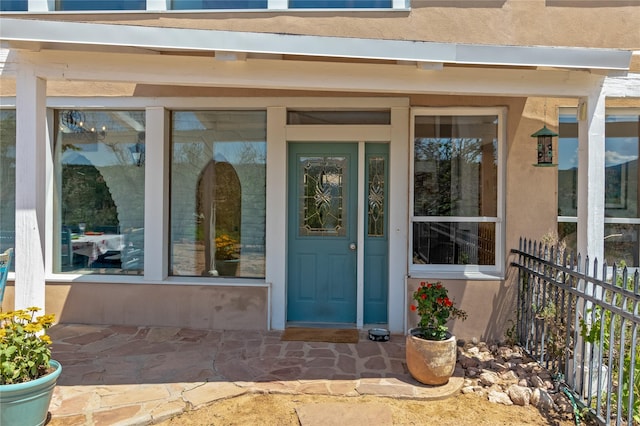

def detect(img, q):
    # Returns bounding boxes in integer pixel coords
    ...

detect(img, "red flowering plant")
[410,281,467,341]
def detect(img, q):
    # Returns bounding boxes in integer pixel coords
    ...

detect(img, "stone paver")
[47,324,463,426]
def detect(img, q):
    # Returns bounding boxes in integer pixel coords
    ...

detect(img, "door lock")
[349,243,357,251]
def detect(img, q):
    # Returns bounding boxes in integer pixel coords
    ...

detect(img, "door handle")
[349,243,357,251]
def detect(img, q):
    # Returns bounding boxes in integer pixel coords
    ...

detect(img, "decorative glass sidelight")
[367,156,385,237]
[300,156,347,236]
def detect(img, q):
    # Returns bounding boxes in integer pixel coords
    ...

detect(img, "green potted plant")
[0,307,61,426]
[406,281,467,385]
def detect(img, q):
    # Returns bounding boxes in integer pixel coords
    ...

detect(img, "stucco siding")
[4,1,639,49]
[42,283,269,330]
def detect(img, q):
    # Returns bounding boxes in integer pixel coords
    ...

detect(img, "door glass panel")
[367,156,385,237]
[299,156,347,236]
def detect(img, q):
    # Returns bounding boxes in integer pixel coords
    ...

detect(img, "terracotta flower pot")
[406,328,457,385]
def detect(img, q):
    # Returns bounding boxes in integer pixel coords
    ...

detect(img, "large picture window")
[0,0,27,11]
[289,0,391,8]
[558,110,640,267]
[55,110,146,274]
[172,0,267,9]
[170,111,266,278]
[0,110,16,270]
[411,110,503,275]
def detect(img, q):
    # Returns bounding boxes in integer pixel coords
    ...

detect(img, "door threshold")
[286,321,357,329]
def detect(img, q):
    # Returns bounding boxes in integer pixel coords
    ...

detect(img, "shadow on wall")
[485,251,521,342]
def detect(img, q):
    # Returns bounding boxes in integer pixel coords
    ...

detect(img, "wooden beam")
[16,49,605,98]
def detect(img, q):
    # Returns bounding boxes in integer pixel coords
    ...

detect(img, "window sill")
[45,273,269,287]
[408,270,504,281]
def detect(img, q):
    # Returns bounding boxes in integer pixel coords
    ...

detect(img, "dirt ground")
[158,392,578,426]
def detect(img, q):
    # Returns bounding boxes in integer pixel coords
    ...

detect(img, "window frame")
[558,107,640,268]
[409,107,506,279]
[53,108,147,276]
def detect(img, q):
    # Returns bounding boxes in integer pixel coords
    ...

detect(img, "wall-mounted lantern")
[531,125,557,165]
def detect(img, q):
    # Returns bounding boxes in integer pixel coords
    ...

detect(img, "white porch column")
[266,106,287,330]
[144,107,170,281]
[389,107,409,334]
[15,63,47,310]
[576,81,606,266]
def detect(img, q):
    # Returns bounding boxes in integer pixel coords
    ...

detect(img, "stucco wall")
[0,283,269,330]
[406,278,515,342]
[6,0,640,49]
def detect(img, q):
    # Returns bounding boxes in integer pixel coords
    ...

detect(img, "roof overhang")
[0,17,632,73]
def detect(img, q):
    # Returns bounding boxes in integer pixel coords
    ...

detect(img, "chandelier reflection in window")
[60,110,106,141]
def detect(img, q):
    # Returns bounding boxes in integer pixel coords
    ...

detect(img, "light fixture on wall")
[531,101,557,166]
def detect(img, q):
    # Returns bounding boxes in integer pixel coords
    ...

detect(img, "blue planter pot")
[0,360,62,426]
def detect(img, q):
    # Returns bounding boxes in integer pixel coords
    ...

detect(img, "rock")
[471,337,479,345]
[467,346,480,356]
[531,388,555,412]
[499,370,519,382]
[530,375,545,389]
[461,386,475,394]
[497,346,513,359]
[479,371,500,386]
[459,356,479,369]
[507,385,532,406]
[488,390,513,406]
[554,393,575,414]
[518,379,529,387]
[493,362,508,372]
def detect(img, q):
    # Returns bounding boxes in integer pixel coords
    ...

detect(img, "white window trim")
[409,107,506,280]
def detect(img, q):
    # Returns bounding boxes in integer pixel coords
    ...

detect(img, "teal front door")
[287,143,358,324]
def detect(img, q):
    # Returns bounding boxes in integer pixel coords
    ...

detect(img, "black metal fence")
[511,238,639,426]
